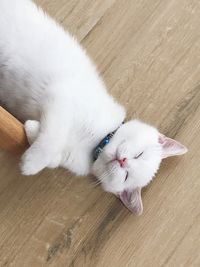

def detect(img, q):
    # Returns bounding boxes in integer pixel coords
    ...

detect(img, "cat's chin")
[100,178,126,195]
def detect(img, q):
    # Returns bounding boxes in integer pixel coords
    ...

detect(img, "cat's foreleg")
[21,107,69,175]
[24,120,60,171]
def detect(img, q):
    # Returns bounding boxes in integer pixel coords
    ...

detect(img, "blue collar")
[93,122,124,161]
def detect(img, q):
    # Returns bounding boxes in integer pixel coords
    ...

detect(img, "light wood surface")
[0,0,200,266]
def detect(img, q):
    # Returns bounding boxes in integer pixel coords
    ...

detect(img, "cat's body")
[0,0,125,176]
[0,0,187,214]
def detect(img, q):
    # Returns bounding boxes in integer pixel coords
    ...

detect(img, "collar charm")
[93,122,124,161]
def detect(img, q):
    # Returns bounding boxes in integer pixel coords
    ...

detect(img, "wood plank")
[34,0,116,41]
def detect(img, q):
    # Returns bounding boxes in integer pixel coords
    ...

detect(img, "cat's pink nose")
[117,158,127,168]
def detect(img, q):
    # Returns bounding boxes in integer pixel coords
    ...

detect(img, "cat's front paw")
[21,158,40,176]
[21,147,50,175]
[24,120,40,145]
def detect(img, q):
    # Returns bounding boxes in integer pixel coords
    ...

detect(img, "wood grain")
[0,0,200,266]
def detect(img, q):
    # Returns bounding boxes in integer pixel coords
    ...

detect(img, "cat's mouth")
[125,171,129,182]
[106,159,129,182]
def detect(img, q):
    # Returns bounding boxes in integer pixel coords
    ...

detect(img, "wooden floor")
[0,0,200,266]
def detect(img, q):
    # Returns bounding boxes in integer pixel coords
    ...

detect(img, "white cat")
[0,0,187,214]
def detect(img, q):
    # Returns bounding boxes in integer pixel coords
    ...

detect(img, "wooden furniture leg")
[0,106,28,154]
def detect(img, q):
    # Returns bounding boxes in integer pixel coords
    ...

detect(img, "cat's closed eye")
[134,152,144,159]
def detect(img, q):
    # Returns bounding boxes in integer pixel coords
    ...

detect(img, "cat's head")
[92,120,187,215]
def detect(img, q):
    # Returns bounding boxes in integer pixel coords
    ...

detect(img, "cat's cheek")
[91,162,102,178]
[103,144,117,160]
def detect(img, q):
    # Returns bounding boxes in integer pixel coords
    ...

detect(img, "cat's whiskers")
[90,165,116,188]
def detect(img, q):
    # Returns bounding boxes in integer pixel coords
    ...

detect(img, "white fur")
[0,0,187,213]
[92,120,162,194]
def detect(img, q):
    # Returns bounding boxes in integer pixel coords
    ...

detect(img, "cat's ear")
[159,134,188,159]
[119,188,143,215]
